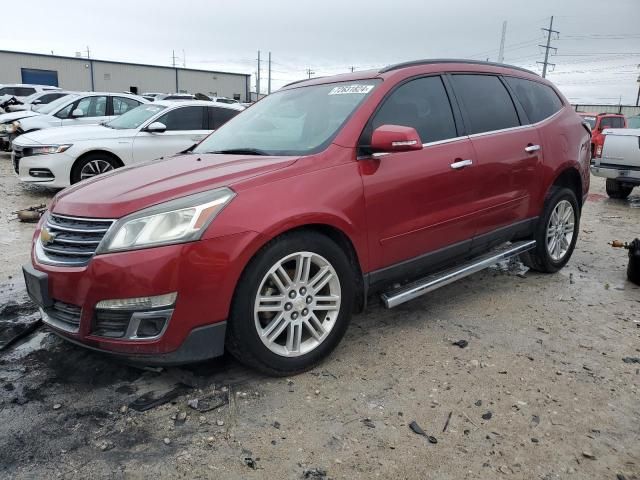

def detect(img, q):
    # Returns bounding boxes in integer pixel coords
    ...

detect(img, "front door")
[360,75,479,276]
[132,105,210,163]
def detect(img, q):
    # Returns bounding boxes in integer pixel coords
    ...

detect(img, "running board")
[380,240,536,309]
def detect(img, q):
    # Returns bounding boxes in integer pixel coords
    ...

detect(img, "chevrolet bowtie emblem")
[40,227,56,246]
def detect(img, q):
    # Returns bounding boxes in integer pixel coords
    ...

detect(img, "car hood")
[0,110,39,124]
[52,154,299,218]
[16,125,135,145]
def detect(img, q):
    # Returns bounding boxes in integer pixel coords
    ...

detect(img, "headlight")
[30,144,73,155]
[0,123,7,133]
[97,188,236,254]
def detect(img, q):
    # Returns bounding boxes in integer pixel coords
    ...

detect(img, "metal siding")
[0,51,249,100]
[573,104,640,117]
[0,51,91,90]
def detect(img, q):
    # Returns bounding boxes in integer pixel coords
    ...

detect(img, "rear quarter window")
[504,77,563,123]
[450,74,520,135]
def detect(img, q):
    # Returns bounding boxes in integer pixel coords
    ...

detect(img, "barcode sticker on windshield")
[328,85,374,95]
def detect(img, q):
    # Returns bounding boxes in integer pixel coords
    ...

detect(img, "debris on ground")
[582,451,596,460]
[0,316,42,351]
[302,467,328,479]
[452,339,468,348]
[362,418,375,428]
[490,257,529,277]
[242,452,258,469]
[622,357,640,364]
[186,389,229,412]
[442,411,453,432]
[409,421,437,444]
[14,204,47,223]
[129,384,191,412]
[482,411,493,420]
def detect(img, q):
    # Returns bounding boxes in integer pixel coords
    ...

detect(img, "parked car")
[13,100,243,187]
[208,96,241,105]
[141,92,164,102]
[626,115,640,129]
[23,60,590,375]
[5,92,146,149]
[0,93,78,151]
[577,112,626,158]
[590,127,640,198]
[3,90,71,112]
[0,84,61,106]
[154,93,196,101]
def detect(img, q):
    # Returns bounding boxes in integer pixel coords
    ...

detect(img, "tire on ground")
[225,230,356,376]
[71,152,120,184]
[605,178,633,200]
[522,187,580,273]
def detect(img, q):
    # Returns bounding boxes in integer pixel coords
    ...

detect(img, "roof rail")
[282,76,327,88]
[379,59,538,75]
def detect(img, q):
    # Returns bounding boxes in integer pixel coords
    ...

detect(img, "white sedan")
[12,100,243,188]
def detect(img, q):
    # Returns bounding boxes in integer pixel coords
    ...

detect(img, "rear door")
[207,105,240,131]
[449,74,542,247]
[131,105,208,163]
[360,75,479,275]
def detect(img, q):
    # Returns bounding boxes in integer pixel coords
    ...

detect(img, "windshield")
[194,79,381,156]
[39,94,78,114]
[106,104,166,129]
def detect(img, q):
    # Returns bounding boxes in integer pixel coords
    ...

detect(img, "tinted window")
[600,116,624,129]
[35,93,65,104]
[451,74,520,134]
[368,76,457,144]
[0,87,37,96]
[113,97,141,115]
[208,106,240,129]
[73,96,107,117]
[505,77,563,123]
[156,106,205,131]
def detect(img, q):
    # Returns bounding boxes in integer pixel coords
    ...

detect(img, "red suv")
[23,60,591,375]
[578,112,626,158]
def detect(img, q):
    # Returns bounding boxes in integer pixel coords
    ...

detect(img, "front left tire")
[225,231,356,376]
[71,153,119,184]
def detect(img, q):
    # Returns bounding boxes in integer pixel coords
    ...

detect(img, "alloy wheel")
[546,199,575,261]
[80,159,114,180]
[254,251,341,357]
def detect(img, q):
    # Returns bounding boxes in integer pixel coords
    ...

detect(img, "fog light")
[29,168,54,178]
[95,292,177,311]
[136,316,167,338]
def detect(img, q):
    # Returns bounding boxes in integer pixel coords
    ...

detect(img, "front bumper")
[25,230,261,364]
[590,163,640,186]
[15,149,75,188]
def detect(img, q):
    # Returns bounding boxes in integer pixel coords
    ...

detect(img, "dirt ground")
[0,152,638,480]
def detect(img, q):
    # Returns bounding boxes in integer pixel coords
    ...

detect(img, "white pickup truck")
[591,128,640,199]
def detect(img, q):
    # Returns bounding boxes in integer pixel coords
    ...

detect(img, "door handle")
[525,144,541,153]
[450,159,473,169]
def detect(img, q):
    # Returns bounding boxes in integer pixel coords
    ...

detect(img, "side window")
[367,76,457,144]
[600,117,624,129]
[208,107,240,129]
[54,102,74,119]
[156,106,205,131]
[451,74,520,134]
[36,93,61,104]
[504,77,563,123]
[74,96,107,117]
[113,97,141,115]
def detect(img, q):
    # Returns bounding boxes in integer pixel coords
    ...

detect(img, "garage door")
[21,68,59,87]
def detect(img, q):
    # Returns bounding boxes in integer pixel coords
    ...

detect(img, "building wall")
[573,104,640,117]
[0,51,250,100]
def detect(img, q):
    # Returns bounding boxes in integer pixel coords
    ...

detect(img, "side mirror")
[146,121,167,133]
[71,108,85,118]
[370,124,423,153]
[32,99,42,105]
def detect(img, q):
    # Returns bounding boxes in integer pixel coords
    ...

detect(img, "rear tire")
[226,231,355,376]
[605,179,633,199]
[71,153,120,184]
[522,187,580,273]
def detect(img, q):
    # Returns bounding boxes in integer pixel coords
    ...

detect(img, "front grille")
[43,300,82,332]
[38,213,115,266]
[92,310,132,338]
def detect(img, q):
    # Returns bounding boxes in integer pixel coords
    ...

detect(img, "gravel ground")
[0,152,639,480]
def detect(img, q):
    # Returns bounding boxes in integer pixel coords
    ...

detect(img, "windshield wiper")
[207,148,269,156]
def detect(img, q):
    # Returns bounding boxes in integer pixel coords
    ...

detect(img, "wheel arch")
[548,167,583,207]
[70,150,124,183]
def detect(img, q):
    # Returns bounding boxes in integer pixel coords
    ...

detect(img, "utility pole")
[349,66,355,73]
[172,50,177,68]
[636,71,640,107]
[497,21,507,63]
[306,68,315,79]
[268,52,272,95]
[256,50,261,98]
[537,16,559,78]
[182,49,186,68]
[86,46,91,59]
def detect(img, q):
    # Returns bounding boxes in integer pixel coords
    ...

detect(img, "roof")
[0,49,251,78]
[0,83,61,89]
[379,58,537,75]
